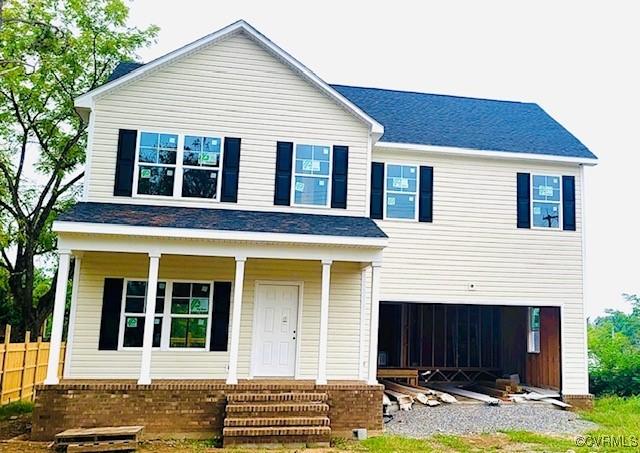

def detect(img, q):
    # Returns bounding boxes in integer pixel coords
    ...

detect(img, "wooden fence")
[0,325,65,404]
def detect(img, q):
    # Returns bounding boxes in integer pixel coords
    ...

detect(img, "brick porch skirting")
[31,380,384,441]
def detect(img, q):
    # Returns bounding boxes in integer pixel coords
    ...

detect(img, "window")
[119,280,213,350]
[293,144,331,206]
[385,164,418,219]
[121,280,165,348]
[528,307,541,353]
[532,174,561,228]
[137,132,178,196]
[169,282,211,348]
[134,131,224,200]
[182,135,222,199]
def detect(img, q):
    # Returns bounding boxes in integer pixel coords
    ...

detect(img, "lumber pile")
[381,379,458,413]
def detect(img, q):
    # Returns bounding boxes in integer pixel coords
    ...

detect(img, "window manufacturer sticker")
[538,186,553,197]
[140,168,151,179]
[295,181,305,192]
[392,177,409,189]
[312,160,321,172]
[167,169,174,176]
[322,147,329,155]
[127,318,138,328]
[318,180,325,186]
[154,318,161,325]
[410,167,416,173]
[409,196,414,202]
[388,197,396,206]
[533,206,541,215]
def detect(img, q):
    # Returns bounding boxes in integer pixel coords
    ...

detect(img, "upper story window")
[532,174,561,228]
[385,164,418,220]
[292,144,331,206]
[134,131,223,200]
[137,132,178,197]
[182,135,222,199]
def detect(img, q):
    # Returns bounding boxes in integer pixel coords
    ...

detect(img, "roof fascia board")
[52,221,388,248]
[74,20,383,136]
[375,141,598,166]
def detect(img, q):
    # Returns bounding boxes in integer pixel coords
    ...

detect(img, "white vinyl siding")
[67,253,364,380]
[373,147,587,395]
[86,32,369,215]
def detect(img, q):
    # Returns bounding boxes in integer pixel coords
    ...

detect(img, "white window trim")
[132,130,224,203]
[118,278,215,352]
[383,162,419,222]
[530,173,562,230]
[118,278,166,351]
[290,142,333,209]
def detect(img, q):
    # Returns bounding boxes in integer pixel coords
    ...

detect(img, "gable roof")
[331,85,596,160]
[56,202,387,241]
[74,20,383,137]
[99,22,596,162]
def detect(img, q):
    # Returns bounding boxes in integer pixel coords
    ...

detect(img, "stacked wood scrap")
[381,379,458,407]
[428,383,500,406]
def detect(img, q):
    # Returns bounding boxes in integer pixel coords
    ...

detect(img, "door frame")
[250,280,304,379]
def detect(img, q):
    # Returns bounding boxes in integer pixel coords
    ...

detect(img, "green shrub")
[589,294,640,396]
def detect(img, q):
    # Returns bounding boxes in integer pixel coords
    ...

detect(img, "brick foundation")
[31,380,383,441]
[562,394,594,410]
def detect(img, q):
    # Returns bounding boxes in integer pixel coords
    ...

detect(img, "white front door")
[253,284,299,377]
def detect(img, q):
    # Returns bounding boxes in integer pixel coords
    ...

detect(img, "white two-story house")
[33,20,597,445]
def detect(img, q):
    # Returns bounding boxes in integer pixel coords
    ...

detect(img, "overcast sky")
[125,0,639,317]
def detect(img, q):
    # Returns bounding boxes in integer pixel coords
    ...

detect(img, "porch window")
[136,132,178,196]
[385,164,418,220]
[121,280,166,348]
[532,175,561,228]
[528,307,541,353]
[292,144,331,206]
[169,282,211,348]
[182,135,222,199]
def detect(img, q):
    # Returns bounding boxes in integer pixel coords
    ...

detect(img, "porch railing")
[0,325,65,404]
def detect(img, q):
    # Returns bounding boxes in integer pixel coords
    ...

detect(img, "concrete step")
[226,402,329,417]
[227,392,328,403]
[224,416,330,427]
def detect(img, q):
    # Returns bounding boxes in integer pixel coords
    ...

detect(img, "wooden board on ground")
[55,426,144,452]
[399,382,458,404]
[521,385,560,396]
[381,380,430,405]
[428,384,500,405]
[384,389,413,410]
[377,368,419,386]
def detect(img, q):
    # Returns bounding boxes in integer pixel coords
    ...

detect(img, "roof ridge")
[330,83,537,106]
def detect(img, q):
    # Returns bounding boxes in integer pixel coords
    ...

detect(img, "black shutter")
[331,145,349,209]
[98,278,124,351]
[274,141,293,206]
[419,166,434,222]
[113,129,137,197]
[210,282,232,351]
[517,172,531,229]
[220,137,241,202]
[562,175,576,231]
[370,162,384,219]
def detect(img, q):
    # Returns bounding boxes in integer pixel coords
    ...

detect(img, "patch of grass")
[360,435,438,452]
[432,434,474,452]
[0,401,33,420]
[502,430,577,452]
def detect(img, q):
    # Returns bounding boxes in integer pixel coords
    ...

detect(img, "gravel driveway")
[385,403,597,437]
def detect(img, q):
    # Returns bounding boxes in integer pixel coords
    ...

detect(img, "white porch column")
[367,262,382,385]
[44,249,72,385]
[138,251,161,385]
[316,259,332,385]
[226,256,246,385]
[63,253,82,379]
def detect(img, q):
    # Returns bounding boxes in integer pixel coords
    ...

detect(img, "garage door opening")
[377,302,561,390]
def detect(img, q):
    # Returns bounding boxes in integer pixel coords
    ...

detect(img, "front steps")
[223,392,331,447]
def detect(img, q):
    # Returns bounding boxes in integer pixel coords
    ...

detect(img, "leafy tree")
[0,0,157,337]
[589,294,640,396]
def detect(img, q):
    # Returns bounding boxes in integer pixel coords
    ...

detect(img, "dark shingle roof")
[332,85,595,159]
[104,62,596,160]
[106,61,144,82]
[58,202,387,239]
